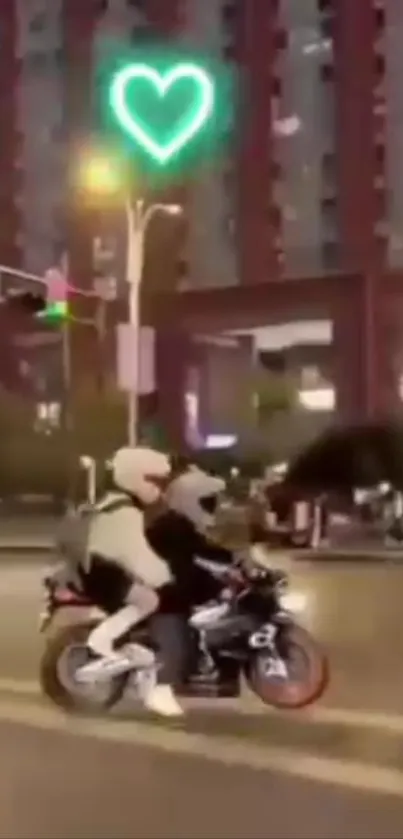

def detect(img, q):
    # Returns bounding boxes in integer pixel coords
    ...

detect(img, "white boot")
[87,606,141,658]
[143,683,184,717]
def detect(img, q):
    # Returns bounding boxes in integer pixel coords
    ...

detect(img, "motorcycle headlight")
[274,576,288,593]
[277,589,308,614]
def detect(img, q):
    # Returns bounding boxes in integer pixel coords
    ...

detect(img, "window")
[322,152,336,178]
[222,2,238,26]
[26,52,48,72]
[53,48,65,68]
[226,216,235,238]
[375,143,386,167]
[374,54,385,78]
[29,13,46,34]
[321,241,340,271]
[274,28,288,51]
[320,63,334,83]
[176,258,188,280]
[131,24,158,44]
[317,0,333,12]
[127,0,146,9]
[321,197,338,242]
[223,45,237,62]
[268,205,282,229]
[271,160,283,179]
[50,123,67,143]
[375,7,386,31]
[319,16,333,39]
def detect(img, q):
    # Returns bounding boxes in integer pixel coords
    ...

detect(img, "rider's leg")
[87,584,159,659]
[151,613,189,685]
[87,585,184,717]
[142,613,186,717]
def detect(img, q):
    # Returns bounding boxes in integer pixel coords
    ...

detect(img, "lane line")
[0,678,38,696]
[0,696,402,798]
[1,676,403,734]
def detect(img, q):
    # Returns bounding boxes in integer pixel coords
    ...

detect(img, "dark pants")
[150,613,189,686]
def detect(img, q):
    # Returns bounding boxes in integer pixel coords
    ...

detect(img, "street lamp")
[125,198,181,445]
[78,153,182,445]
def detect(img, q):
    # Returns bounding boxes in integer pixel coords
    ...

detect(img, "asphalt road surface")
[0,695,403,839]
[1,552,403,713]
[2,555,403,838]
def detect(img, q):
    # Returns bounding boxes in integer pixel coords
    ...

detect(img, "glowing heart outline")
[109,62,215,165]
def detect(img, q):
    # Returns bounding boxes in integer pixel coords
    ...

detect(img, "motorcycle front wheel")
[244,624,329,710]
[39,621,127,713]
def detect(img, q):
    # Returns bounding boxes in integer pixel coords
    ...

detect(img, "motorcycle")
[38,559,328,713]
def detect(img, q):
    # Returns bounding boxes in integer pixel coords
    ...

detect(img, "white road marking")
[0,695,402,799]
[1,676,403,735]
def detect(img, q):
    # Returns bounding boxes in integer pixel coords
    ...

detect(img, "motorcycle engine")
[202,612,254,649]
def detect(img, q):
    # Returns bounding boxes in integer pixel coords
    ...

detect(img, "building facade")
[0,1,402,442]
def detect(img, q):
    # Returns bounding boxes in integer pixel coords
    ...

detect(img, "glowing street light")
[77,152,126,198]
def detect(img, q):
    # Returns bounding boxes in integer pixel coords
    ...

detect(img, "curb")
[296,550,403,563]
[0,544,53,553]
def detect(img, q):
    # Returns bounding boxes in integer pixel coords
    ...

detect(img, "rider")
[84,446,183,717]
[146,466,237,615]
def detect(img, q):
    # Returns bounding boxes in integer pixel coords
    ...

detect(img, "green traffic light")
[37,302,69,321]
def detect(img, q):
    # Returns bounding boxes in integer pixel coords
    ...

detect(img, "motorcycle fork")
[253,621,291,679]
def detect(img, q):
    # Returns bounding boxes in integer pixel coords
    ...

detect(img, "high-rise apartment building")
[1,1,402,433]
[0,0,394,280]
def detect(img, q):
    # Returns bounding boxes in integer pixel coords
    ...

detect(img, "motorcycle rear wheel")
[245,624,329,710]
[40,621,127,713]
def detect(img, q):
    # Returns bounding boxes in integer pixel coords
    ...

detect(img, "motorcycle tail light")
[54,588,87,605]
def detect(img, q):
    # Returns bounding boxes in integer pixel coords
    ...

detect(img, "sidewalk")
[296,546,403,562]
[0,517,56,552]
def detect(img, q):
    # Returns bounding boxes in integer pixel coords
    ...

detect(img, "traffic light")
[38,268,69,322]
[3,271,69,325]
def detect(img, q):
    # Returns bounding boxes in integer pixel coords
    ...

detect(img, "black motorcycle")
[39,560,328,713]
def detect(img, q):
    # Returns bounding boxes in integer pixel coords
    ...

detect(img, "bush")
[0,390,127,500]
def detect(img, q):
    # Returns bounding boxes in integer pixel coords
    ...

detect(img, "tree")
[69,388,127,460]
[253,369,296,427]
[0,393,70,498]
[285,422,403,492]
[235,367,295,432]
[0,389,128,500]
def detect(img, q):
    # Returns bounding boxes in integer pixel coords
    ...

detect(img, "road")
[1,553,403,836]
[0,693,402,838]
[1,552,403,713]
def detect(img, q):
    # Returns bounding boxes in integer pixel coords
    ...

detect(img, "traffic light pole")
[0,263,107,404]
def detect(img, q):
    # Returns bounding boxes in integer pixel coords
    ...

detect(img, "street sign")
[116,323,155,394]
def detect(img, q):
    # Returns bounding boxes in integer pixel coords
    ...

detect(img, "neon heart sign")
[109,62,215,165]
